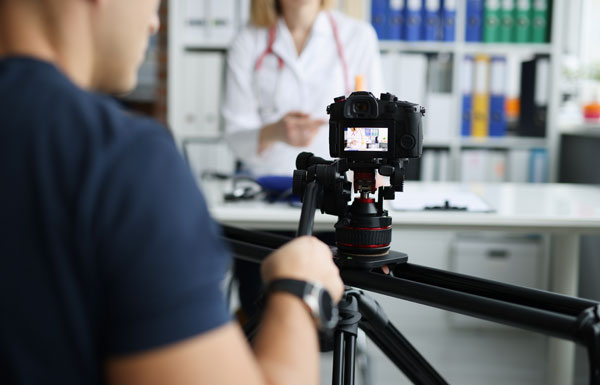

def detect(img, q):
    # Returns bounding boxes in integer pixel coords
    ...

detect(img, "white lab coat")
[223,11,383,177]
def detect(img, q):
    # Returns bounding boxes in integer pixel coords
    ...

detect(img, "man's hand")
[258,112,327,154]
[261,236,344,303]
[107,236,341,385]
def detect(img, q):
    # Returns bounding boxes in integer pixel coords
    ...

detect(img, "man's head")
[0,0,161,94]
[89,0,161,93]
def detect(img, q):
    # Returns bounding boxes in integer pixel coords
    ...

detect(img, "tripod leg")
[361,321,447,385]
[352,290,448,385]
[332,331,345,385]
[344,333,357,385]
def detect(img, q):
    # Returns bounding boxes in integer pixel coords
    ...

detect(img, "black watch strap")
[266,278,338,332]
[267,279,311,298]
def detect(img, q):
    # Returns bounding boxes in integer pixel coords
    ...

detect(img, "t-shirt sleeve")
[93,124,232,355]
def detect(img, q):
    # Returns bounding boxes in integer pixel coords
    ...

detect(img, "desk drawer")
[448,236,542,329]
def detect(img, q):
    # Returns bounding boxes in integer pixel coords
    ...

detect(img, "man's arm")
[106,237,344,385]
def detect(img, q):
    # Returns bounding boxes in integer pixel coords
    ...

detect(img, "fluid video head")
[293,92,425,267]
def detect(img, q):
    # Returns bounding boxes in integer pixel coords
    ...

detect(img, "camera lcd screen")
[343,127,388,152]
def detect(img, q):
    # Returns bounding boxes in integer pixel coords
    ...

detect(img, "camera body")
[327,91,424,161]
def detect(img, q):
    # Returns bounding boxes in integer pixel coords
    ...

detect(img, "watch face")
[319,289,337,328]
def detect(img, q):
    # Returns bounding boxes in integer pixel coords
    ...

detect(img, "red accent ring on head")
[357,198,375,203]
[338,242,390,249]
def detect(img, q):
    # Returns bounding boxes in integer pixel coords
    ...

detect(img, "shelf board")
[423,138,452,147]
[462,43,552,55]
[378,41,553,55]
[460,136,547,149]
[378,41,456,53]
[560,122,600,137]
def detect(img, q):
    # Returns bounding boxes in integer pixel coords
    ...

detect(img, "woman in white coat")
[223,0,383,318]
[223,0,383,178]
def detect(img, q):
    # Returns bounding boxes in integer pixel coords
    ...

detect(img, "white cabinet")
[448,236,544,328]
[172,52,224,138]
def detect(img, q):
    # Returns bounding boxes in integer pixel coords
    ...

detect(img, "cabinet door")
[175,52,224,138]
[449,236,542,328]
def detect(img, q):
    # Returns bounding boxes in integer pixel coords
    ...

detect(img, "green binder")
[499,0,515,42]
[531,0,549,43]
[514,0,531,43]
[484,0,502,42]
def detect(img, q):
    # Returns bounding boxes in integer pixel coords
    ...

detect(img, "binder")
[420,150,436,181]
[531,0,549,43]
[499,0,515,42]
[488,150,507,181]
[460,150,488,181]
[396,54,428,104]
[489,56,507,136]
[422,0,442,41]
[438,150,450,181]
[371,0,388,39]
[514,0,531,43]
[518,55,549,137]
[405,0,423,41]
[471,55,490,138]
[461,56,475,136]
[388,0,405,40]
[507,149,529,182]
[528,148,548,182]
[483,0,502,42]
[380,53,428,105]
[441,0,457,41]
[505,54,522,133]
[466,0,484,42]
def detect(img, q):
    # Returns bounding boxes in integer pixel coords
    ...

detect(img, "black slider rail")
[222,225,600,384]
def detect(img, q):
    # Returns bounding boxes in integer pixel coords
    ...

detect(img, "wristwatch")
[267,279,339,331]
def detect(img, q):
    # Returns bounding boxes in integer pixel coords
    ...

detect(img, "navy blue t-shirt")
[0,57,231,384]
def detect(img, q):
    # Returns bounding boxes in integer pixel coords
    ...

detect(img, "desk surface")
[207,182,600,234]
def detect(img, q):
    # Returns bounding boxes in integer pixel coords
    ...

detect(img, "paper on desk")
[391,191,494,212]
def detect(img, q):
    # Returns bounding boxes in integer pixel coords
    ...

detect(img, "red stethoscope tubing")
[254,12,351,96]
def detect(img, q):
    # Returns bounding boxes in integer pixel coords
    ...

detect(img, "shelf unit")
[377,0,565,182]
[168,0,568,183]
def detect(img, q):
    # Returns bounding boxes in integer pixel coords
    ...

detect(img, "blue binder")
[441,0,457,41]
[528,148,548,183]
[461,56,474,136]
[388,0,405,40]
[422,0,441,41]
[372,0,388,39]
[489,56,507,136]
[405,0,423,41]
[466,0,484,42]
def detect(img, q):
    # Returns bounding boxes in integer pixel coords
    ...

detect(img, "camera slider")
[334,248,407,269]
[223,224,600,385]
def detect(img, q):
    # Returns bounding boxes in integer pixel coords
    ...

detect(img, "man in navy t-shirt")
[0,0,344,384]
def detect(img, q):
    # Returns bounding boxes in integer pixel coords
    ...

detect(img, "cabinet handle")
[487,249,509,259]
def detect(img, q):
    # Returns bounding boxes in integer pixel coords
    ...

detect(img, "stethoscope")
[253,12,351,117]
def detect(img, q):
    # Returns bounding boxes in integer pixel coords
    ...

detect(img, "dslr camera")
[327,91,424,160]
